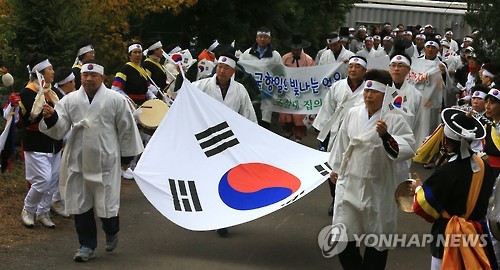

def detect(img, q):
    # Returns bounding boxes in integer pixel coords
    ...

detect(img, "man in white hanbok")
[318,33,355,66]
[175,53,257,123]
[40,63,143,262]
[388,53,424,191]
[388,53,424,144]
[356,37,383,60]
[329,70,415,269]
[412,34,426,58]
[239,27,281,129]
[313,56,367,216]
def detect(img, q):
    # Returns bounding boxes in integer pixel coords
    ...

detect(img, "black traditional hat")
[284,33,311,49]
[54,67,74,85]
[441,108,485,141]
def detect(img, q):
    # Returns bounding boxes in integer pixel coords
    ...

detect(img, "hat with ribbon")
[441,108,485,162]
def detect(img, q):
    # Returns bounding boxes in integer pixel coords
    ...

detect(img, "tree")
[0,0,90,89]
[132,0,358,59]
[0,0,197,88]
[466,1,500,63]
[0,0,356,89]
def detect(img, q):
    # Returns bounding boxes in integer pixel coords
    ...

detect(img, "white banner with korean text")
[406,58,443,145]
[238,60,343,114]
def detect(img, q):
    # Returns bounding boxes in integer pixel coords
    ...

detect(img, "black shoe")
[216,228,229,237]
[328,202,334,216]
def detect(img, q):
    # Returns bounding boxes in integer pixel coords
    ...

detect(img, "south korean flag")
[134,80,331,231]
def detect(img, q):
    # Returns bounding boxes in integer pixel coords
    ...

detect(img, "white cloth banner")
[133,80,331,231]
[239,60,343,114]
[366,55,390,71]
[406,58,443,142]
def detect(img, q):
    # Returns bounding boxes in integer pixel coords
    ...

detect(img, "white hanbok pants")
[23,151,61,214]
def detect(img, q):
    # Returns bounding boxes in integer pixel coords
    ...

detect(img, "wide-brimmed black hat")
[441,108,485,140]
[284,33,311,49]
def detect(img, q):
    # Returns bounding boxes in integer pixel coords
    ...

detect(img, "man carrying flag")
[174,49,257,124]
[313,55,367,216]
[387,52,423,183]
[329,69,415,269]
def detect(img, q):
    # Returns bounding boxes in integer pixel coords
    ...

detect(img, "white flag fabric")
[166,49,195,69]
[382,86,414,117]
[133,80,331,231]
[0,107,17,152]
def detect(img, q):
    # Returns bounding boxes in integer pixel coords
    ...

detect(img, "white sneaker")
[122,168,134,180]
[36,212,55,228]
[51,201,70,217]
[21,209,35,227]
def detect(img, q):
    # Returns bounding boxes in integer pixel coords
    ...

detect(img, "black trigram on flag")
[195,121,239,157]
[391,90,398,98]
[281,190,305,207]
[169,179,202,212]
[315,162,332,176]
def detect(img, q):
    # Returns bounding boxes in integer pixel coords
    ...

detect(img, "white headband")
[445,31,453,36]
[327,37,340,44]
[256,31,271,37]
[383,36,393,41]
[207,40,219,52]
[488,88,500,101]
[390,55,411,66]
[348,57,367,68]
[364,80,387,93]
[31,59,52,73]
[217,56,236,69]
[472,90,487,99]
[425,41,440,49]
[463,37,473,42]
[416,34,426,40]
[373,35,381,40]
[403,31,413,36]
[81,63,104,75]
[148,41,162,51]
[128,44,142,53]
[482,69,495,78]
[364,37,374,42]
[57,73,75,85]
[77,45,94,57]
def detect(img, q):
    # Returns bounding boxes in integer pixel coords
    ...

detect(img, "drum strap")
[441,155,491,270]
[145,58,166,73]
[126,62,149,81]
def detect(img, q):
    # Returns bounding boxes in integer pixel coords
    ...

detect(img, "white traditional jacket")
[40,84,144,217]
